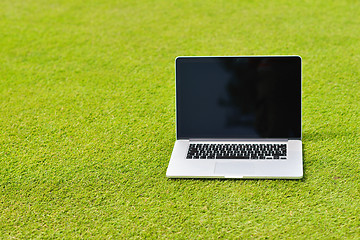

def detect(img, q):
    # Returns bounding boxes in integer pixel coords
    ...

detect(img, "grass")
[0,0,359,238]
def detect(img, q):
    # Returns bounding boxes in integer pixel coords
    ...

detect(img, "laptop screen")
[176,56,301,139]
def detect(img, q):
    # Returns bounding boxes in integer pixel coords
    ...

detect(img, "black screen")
[176,56,301,139]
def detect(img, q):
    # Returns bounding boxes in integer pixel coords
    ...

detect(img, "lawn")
[0,0,359,238]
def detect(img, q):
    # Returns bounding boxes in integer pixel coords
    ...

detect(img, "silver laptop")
[166,56,303,179]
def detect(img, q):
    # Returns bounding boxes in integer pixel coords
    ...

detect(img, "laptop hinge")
[188,138,289,142]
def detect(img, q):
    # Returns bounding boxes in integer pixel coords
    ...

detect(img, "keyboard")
[186,143,287,160]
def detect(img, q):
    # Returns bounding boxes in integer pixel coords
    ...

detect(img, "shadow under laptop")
[167,177,304,182]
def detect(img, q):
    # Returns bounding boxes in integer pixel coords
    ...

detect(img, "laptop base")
[166,140,303,179]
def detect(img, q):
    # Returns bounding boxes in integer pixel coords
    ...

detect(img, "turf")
[0,0,359,238]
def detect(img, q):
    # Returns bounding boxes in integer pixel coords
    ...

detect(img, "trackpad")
[215,162,255,177]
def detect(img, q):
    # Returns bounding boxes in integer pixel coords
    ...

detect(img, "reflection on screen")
[176,56,301,139]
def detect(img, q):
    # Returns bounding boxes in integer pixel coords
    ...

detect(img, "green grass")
[0,0,359,238]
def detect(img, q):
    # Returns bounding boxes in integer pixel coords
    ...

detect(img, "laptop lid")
[176,56,302,140]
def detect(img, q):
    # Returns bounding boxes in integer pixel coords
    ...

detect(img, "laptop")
[166,56,303,179]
